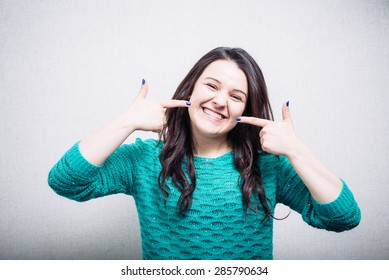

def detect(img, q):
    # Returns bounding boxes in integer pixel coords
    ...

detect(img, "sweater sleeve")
[47,140,144,202]
[276,156,361,232]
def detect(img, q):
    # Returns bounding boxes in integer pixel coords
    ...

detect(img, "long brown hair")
[158,47,274,219]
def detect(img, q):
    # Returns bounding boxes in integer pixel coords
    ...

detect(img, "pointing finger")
[236,116,273,127]
[160,99,191,108]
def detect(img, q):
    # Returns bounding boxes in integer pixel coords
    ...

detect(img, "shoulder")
[110,138,163,164]
[257,152,294,181]
[134,138,163,150]
[258,152,291,169]
[258,151,280,168]
[129,138,164,158]
[120,138,162,152]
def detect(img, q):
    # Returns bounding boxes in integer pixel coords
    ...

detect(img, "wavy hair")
[158,47,274,219]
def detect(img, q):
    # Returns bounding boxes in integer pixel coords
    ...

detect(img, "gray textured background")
[1,0,388,259]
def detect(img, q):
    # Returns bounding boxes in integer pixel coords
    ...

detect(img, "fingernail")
[236,117,241,121]
[286,101,289,107]
[142,79,145,85]
[186,101,191,106]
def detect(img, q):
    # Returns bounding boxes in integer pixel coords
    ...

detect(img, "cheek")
[190,91,211,105]
[229,103,246,117]
[187,105,194,120]
[187,102,200,121]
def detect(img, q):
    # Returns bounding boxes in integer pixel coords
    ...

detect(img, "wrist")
[285,138,308,161]
[112,112,137,134]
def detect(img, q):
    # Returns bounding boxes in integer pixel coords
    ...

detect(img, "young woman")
[48,47,360,260]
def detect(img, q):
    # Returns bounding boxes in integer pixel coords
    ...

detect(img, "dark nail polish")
[186,101,191,106]
[142,79,145,85]
[236,117,241,121]
[286,101,289,107]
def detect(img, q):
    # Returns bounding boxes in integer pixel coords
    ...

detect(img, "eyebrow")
[205,77,247,97]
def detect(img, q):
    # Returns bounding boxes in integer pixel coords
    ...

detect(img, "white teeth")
[203,108,225,120]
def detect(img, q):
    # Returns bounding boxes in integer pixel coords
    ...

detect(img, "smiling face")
[188,59,248,145]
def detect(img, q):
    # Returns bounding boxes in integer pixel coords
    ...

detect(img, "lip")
[202,107,227,121]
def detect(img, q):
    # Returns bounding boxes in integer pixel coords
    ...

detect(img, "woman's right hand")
[121,80,190,132]
[78,80,190,165]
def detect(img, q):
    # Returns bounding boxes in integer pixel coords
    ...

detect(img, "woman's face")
[188,59,248,142]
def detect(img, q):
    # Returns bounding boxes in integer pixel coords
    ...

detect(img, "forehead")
[199,60,248,90]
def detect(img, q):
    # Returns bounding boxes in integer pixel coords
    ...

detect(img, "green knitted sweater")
[48,138,360,259]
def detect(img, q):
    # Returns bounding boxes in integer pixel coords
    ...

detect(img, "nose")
[212,91,228,107]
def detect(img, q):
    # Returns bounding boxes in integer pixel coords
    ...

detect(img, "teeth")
[203,108,224,120]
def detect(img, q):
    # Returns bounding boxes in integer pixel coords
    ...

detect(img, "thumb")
[135,79,148,100]
[282,101,292,122]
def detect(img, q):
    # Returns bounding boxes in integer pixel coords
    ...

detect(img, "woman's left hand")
[238,102,345,203]
[237,102,302,157]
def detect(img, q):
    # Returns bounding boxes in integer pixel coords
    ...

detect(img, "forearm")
[79,113,136,166]
[286,140,343,203]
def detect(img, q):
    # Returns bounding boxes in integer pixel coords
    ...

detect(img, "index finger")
[160,99,191,108]
[237,116,273,127]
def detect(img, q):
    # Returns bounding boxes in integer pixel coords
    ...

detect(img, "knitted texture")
[48,138,361,259]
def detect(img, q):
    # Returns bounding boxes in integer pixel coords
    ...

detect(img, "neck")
[192,135,231,158]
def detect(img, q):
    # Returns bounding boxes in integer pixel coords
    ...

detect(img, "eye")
[206,83,218,90]
[231,94,243,102]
